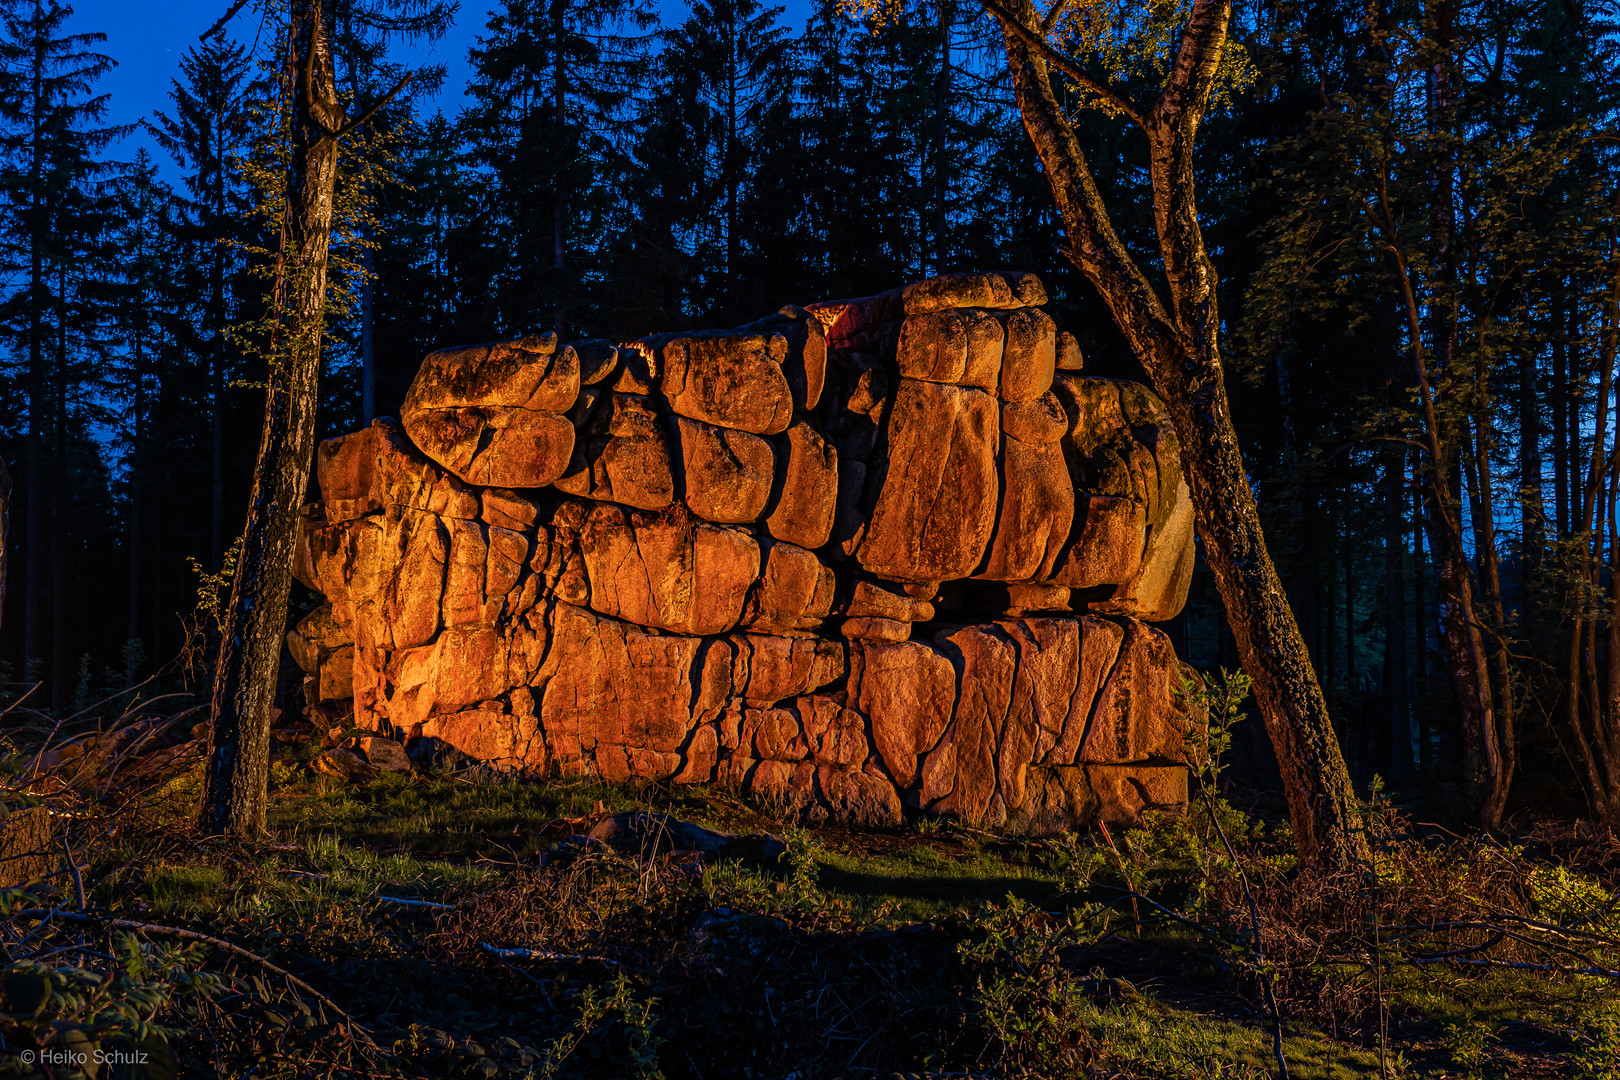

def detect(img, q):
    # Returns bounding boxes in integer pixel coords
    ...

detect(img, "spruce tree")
[152,37,253,573]
[460,0,656,337]
[0,0,124,701]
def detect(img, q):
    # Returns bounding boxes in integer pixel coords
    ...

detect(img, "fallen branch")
[376,896,455,910]
[14,909,380,1049]
[1408,954,1620,979]
[479,941,619,966]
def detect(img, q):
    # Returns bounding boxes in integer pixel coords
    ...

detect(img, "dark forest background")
[1,0,1617,823]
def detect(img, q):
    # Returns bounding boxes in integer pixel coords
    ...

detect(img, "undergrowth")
[0,672,1613,1078]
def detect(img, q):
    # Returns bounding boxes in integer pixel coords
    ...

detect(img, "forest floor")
[4,744,1614,1080]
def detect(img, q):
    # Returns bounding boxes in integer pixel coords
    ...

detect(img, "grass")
[5,754,1616,1080]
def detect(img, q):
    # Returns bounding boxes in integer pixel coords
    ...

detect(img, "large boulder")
[292,271,1200,832]
[401,336,580,488]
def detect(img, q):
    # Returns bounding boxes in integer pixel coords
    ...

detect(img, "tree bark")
[23,25,44,685]
[200,0,344,837]
[932,0,951,276]
[989,0,1369,871]
[1383,447,1411,783]
[0,455,9,637]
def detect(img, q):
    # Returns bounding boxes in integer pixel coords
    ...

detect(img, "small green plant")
[185,536,243,636]
[0,921,224,1077]
[781,827,826,908]
[1178,666,1253,787]
[959,897,1099,1078]
[535,973,664,1079]
[1440,1020,1499,1080]
[1045,830,1109,895]
[1573,1004,1620,1080]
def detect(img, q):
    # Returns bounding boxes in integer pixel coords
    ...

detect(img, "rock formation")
[291,272,1200,831]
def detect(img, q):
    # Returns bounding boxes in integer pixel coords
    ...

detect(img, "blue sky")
[74,0,493,165]
[71,0,811,171]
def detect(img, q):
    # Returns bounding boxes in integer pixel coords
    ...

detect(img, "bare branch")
[981,0,1146,130]
[201,0,252,42]
[16,909,381,1050]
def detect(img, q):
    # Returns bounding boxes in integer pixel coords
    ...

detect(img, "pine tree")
[104,149,183,670]
[460,0,656,338]
[0,0,125,702]
[152,37,253,574]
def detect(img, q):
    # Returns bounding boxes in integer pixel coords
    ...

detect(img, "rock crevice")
[293,272,1199,830]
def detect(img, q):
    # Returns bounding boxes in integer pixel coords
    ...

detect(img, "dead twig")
[479,941,620,966]
[13,909,381,1050]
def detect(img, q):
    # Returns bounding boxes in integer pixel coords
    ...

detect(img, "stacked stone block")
[290,272,1199,830]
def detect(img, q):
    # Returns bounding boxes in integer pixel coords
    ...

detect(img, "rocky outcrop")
[292,272,1199,832]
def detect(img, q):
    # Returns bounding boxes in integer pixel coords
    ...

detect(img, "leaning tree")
[981,0,1369,870]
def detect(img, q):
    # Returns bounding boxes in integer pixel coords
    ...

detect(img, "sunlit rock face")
[290,272,1200,832]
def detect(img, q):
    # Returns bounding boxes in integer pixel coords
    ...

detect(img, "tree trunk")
[127,315,144,651]
[991,0,1370,871]
[360,219,376,423]
[23,35,43,684]
[1564,251,1620,820]
[552,0,568,337]
[932,0,951,275]
[1518,345,1542,645]
[1383,447,1411,783]
[210,104,229,572]
[50,266,66,710]
[0,455,9,637]
[200,0,344,838]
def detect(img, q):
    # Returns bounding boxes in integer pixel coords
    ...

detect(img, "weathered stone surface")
[894,309,1003,392]
[1086,763,1189,823]
[1000,392,1067,445]
[765,420,838,550]
[554,392,675,510]
[1005,583,1071,614]
[400,340,580,488]
[850,640,955,793]
[481,488,541,531]
[858,379,999,582]
[575,339,619,386]
[1047,374,1193,617]
[846,580,934,622]
[404,406,577,490]
[532,604,718,764]
[743,541,836,634]
[356,735,412,772]
[660,332,794,434]
[287,605,351,689]
[978,436,1074,583]
[318,420,481,523]
[405,335,579,413]
[1106,477,1196,621]
[612,342,657,394]
[932,624,1018,825]
[1056,331,1084,371]
[589,810,787,859]
[294,271,1201,832]
[841,617,911,643]
[761,306,828,411]
[901,271,1047,314]
[578,502,758,636]
[417,700,544,771]
[678,416,775,524]
[1000,308,1057,402]
[731,633,845,705]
